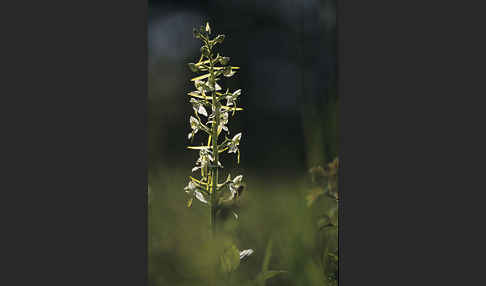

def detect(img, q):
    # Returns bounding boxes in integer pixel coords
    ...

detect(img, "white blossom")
[195,190,208,204]
[184,181,208,205]
[239,249,254,260]
[226,89,241,106]
[229,174,243,199]
[188,116,200,140]
[220,112,229,133]
[223,69,236,78]
[184,181,197,194]
[192,149,213,173]
[190,98,208,117]
[228,133,242,153]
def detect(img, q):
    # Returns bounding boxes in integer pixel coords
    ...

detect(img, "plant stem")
[208,45,220,286]
[209,52,219,236]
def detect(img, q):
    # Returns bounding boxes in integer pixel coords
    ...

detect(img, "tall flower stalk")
[183,22,286,286]
[184,22,245,239]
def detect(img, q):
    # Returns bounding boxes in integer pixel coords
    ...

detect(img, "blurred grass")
[149,166,337,286]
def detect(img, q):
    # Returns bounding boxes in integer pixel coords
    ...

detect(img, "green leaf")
[262,239,273,272]
[306,187,325,207]
[317,215,331,229]
[256,270,287,284]
[220,244,240,273]
[328,252,338,261]
[329,207,338,226]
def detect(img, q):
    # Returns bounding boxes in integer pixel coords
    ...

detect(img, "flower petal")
[195,190,208,204]
[198,105,208,116]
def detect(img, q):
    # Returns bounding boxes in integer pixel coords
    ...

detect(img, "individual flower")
[188,116,200,140]
[218,56,230,65]
[192,149,213,173]
[194,79,204,91]
[194,190,208,204]
[184,181,197,193]
[228,174,243,199]
[223,66,235,77]
[194,79,211,94]
[239,249,254,261]
[226,89,241,107]
[189,98,208,117]
[196,78,222,92]
[184,181,208,205]
[219,111,229,133]
[208,108,230,134]
[228,133,242,153]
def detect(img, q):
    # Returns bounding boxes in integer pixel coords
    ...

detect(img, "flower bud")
[200,46,210,57]
[219,57,230,65]
[214,34,225,43]
[188,63,198,72]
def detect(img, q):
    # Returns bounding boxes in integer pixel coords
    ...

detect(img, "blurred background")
[148,0,337,285]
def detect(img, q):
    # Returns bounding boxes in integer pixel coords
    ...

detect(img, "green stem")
[209,52,220,235]
[208,43,220,286]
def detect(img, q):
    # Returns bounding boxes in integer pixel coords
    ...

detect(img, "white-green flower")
[184,181,197,193]
[239,249,254,260]
[233,89,241,97]
[195,190,208,204]
[188,116,200,140]
[184,181,208,205]
[209,109,229,133]
[190,98,208,117]
[192,149,213,173]
[225,89,241,106]
[220,112,229,133]
[194,80,205,92]
[232,174,243,185]
[223,66,236,77]
[228,132,242,153]
[229,174,243,198]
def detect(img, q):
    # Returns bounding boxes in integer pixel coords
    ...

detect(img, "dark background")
[148,0,337,176]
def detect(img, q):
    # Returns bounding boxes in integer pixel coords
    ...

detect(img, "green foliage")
[307,157,339,206]
[149,170,329,286]
[220,244,240,273]
[254,239,286,286]
[306,157,339,285]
